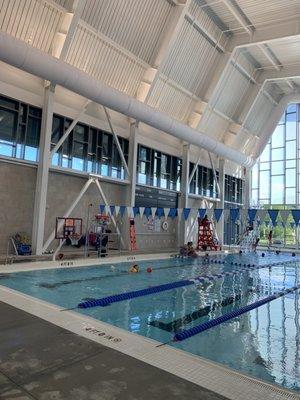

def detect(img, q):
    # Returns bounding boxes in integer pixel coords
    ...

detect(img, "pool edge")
[0,284,298,400]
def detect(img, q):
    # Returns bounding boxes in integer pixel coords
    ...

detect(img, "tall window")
[189,163,220,199]
[137,144,181,191]
[251,104,298,207]
[50,114,129,178]
[0,95,41,162]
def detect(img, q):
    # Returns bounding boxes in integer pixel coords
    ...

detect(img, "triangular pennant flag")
[206,208,214,220]
[109,205,115,215]
[119,206,126,217]
[183,208,191,221]
[139,207,145,217]
[256,209,267,223]
[133,207,140,217]
[280,210,290,227]
[151,208,156,218]
[268,209,279,226]
[248,209,257,224]
[115,206,120,217]
[127,206,134,218]
[169,208,177,219]
[230,208,240,222]
[198,208,206,219]
[214,208,223,222]
[223,209,230,221]
[291,210,300,226]
[156,207,164,218]
[144,207,152,218]
[177,208,183,219]
[99,204,105,213]
[164,208,170,219]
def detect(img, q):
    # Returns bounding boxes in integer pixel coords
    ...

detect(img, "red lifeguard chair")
[129,218,137,251]
[197,217,220,251]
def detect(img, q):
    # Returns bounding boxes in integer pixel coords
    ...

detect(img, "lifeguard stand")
[197,217,220,251]
[129,218,137,251]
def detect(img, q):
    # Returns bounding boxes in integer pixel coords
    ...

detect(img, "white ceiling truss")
[0,0,300,162]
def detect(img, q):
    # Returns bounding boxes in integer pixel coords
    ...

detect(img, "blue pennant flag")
[133,207,140,217]
[198,209,206,219]
[156,207,164,218]
[169,208,177,219]
[183,208,191,221]
[214,208,223,222]
[99,204,105,213]
[144,207,152,218]
[119,206,126,217]
[248,209,257,224]
[268,209,279,226]
[109,205,115,215]
[290,222,295,229]
[230,208,240,222]
[291,210,300,226]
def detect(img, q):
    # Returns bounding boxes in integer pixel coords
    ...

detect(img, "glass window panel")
[271,175,284,203]
[271,147,284,161]
[259,162,270,171]
[252,189,258,205]
[286,120,296,140]
[278,112,285,124]
[259,170,270,199]
[24,146,38,161]
[0,96,18,110]
[271,125,284,147]
[51,116,63,144]
[260,144,270,162]
[271,161,284,175]
[286,168,296,187]
[73,124,86,142]
[286,104,296,114]
[0,142,13,157]
[26,117,40,148]
[286,140,296,159]
[286,188,296,204]
[0,108,17,143]
[286,159,296,168]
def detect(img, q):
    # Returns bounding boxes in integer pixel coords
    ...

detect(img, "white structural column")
[32,84,55,254]
[178,144,190,245]
[243,167,251,210]
[126,122,139,207]
[217,158,225,245]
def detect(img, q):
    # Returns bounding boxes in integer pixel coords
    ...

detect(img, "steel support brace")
[103,106,130,178]
[42,178,94,253]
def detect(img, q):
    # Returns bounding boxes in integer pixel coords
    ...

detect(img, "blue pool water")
[1,253,299,392]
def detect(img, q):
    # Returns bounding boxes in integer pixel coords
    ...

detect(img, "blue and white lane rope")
[77,259,297,309]
[173,284,300,342]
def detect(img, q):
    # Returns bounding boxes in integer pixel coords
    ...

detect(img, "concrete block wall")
[0,162,36,255]
[0,161,127,255]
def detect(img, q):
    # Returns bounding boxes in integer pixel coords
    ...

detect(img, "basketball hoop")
[55,217,83,239]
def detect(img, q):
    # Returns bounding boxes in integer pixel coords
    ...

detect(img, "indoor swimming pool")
[0,253,299,393]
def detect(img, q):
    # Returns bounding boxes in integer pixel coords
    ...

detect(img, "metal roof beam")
[221,0,254,36]
[229,19,300,50]
[257,44,281,71]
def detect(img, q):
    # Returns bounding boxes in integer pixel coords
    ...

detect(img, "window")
[251,103,300,207]
[0,95,41,162]
[137,144,182,191]
[50,114,128,178]
[224,174,244,204]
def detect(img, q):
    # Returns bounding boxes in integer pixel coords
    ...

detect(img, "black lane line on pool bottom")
[149,292,243,332]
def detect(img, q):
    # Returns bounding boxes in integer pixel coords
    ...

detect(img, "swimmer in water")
[129,264,140,273]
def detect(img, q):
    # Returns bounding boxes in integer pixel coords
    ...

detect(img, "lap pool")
[1,252,299,393]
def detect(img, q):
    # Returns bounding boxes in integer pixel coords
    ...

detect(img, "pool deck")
[0,301,227,400]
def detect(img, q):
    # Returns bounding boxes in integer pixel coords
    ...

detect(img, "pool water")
[1,253,299,393]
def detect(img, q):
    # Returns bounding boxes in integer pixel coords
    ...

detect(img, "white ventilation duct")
[0,32,253,166]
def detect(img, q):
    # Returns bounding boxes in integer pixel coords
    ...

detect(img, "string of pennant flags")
[99,205,300,227]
